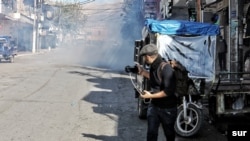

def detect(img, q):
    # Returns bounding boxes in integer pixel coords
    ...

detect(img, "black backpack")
[157,60,189,97]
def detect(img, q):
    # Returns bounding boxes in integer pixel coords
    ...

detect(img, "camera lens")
[124,65,138,74]
[125,66,132,73]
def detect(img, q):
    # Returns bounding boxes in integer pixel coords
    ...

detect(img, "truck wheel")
[138,98,148,119]
[9,56,14,63]
[175,104,203,137]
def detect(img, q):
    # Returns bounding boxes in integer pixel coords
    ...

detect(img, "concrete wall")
[0,19,14,35]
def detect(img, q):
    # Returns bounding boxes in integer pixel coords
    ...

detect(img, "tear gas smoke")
[57,0,144,71]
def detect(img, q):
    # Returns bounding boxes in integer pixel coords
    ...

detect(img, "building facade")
[0,0,56,52]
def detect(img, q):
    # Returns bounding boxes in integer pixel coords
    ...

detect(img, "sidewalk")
[16,48,53,57]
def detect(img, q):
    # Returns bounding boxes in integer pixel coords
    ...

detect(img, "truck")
[125,19,250,137]
[0,36,17,63]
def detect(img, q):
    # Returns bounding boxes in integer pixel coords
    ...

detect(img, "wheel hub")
[184,116,192,124]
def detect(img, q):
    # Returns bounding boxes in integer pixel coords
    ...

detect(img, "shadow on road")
[81,133,118,141]
[69,67,147,141]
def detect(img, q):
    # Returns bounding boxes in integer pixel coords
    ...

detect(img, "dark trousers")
[218,53,227,71]
[147,104,177,141]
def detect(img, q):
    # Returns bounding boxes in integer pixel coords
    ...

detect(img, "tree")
[52,0,88,36]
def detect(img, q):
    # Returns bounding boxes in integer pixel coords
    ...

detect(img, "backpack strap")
[157,61,169,83]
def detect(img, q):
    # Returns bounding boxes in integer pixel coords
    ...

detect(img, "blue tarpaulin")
[157,35,216,79]
[145,19,220,36]
[142,19,220,80]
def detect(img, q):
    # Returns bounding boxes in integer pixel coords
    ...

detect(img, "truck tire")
[138,97,148,119]
[9,56,14,63]
[174,104,203,137]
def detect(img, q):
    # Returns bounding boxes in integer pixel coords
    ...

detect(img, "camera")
[125,65,139,74]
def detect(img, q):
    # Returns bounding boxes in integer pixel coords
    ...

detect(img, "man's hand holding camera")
[136,64,150,78]
[136,64,144,75]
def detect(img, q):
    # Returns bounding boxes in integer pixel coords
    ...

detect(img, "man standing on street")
[137,44,177,141]
[217,35,228,71]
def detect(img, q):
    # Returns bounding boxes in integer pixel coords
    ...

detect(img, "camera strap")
[129,73,142,94]
[129,73,151,104]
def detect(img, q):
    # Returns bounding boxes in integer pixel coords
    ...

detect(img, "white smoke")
[58,0,144,71]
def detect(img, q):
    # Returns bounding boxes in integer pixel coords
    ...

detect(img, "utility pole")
[196,0,201,22]
[228,0,235,75]
[229,0,244,78]
[238,0,244,73]
[32,0,37,53]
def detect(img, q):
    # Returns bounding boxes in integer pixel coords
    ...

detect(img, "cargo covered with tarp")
[142,19,220,80]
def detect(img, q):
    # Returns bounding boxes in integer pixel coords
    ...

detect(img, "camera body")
[125,65,139,74]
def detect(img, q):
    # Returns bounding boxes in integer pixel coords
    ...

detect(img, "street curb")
[16,49,53,57]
